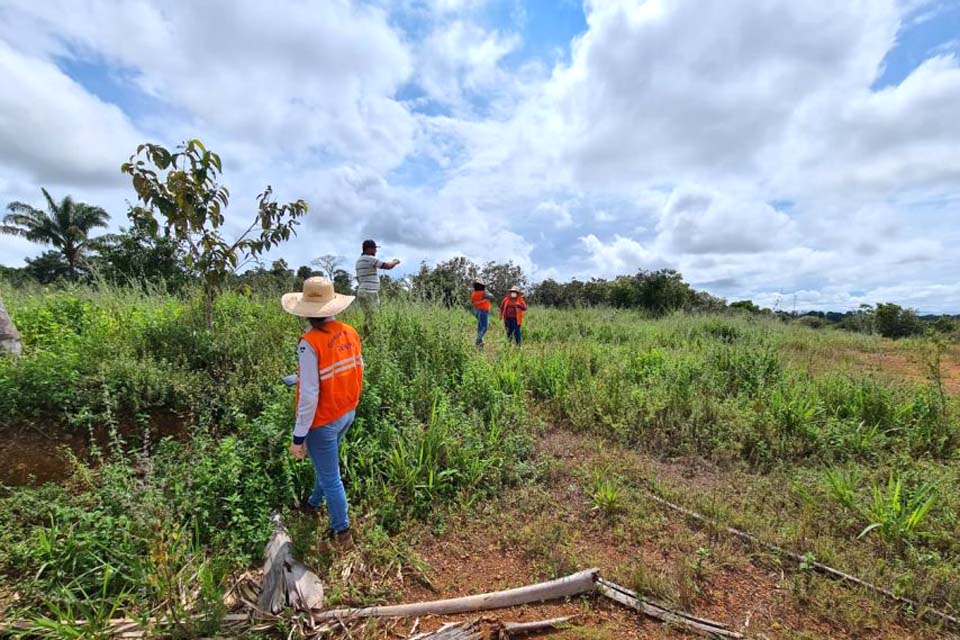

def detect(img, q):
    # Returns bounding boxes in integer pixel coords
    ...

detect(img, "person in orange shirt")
[499,285,527,346]
[470,279,494,349]
[282,277,363,547]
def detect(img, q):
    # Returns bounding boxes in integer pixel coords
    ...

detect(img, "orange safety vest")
[296,321,363,428]
[471,290,491,311]
[499,296,526,326]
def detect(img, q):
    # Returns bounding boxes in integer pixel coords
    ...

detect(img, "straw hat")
[508,285,523,293]
[281,277,355,318]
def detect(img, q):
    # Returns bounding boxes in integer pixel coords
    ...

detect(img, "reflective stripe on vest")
[297,321,363,428]
[319,354,363,381]
[471,290,491,311]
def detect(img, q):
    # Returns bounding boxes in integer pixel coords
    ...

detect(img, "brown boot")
[314,528,354,555]
[332,528,355,551]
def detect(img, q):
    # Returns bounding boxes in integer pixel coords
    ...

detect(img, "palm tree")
[2,188,110,279]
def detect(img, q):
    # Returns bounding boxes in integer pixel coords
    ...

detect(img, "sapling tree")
[121,139,308,327]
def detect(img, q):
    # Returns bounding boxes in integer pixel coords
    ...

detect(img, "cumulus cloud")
[773,54,960,199]
[534,201,574,228]
[656,185,795,254]
[296,163,535,272]
[1,0,959,312]
[538,0,899,188]
[579,233,666,277]
[0,40,141,186]
[1,0,416,171]
[415,20,523,114]
[466,0,957,212]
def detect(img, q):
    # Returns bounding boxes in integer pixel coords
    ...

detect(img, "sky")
[1,0,958,313]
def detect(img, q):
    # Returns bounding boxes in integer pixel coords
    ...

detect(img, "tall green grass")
[0,286,957,625]
[0,286,532,629]
[505,309,958,466]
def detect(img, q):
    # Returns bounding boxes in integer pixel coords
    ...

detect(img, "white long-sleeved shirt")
[293,338,320,442]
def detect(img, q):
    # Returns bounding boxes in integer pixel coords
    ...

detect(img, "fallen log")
[596,578,742,639]
[408,619,484,640]
[641,488,960,631]
[501,615,573,636]
[406,616,574,640]
[315,568,599,621]
[0,567,732,640]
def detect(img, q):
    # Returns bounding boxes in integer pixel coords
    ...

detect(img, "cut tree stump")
[0,291,21,357]
[257,514,325,614]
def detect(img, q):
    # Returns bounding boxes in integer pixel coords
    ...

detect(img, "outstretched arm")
[380,258,401,270]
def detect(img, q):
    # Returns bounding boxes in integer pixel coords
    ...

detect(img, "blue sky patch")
[55,54,166,124]
[500,0,587,68]
[873,1,960,89]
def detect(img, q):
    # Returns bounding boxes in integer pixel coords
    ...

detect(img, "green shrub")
[2,291,957,624]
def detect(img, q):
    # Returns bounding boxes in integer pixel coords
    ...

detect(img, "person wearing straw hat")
[470,278,494,349]
[282,277,363,548]
[498,285,527,347]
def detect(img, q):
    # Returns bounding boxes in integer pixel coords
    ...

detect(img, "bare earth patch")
[378,427,946,639]
[0,413,189,486]
[851,348,960,395]
[788,341,960,395]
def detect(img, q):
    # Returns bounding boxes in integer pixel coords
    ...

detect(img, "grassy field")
[0,284,957,638]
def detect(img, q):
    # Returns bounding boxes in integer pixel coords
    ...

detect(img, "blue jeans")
[505,317,522,346]
[475,310,489,345]
[306,410,355,533]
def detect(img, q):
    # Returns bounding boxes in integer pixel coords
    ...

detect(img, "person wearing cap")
[470,279,495,349]
[355,239,400,334]
[499,286,527,346]
[282,277,363,548]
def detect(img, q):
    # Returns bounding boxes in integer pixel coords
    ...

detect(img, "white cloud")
[775,54,960,198]
[656,185,795,255]
[416,20,522,114]
[534,201,574,228]
[0,40,141,186]
[535,0,900,188]
[1,0,959,312]
[579,233,665,277]
[291,163,535,273]
[1,0,416,171]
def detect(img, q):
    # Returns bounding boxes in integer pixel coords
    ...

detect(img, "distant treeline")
[1,245,956,340]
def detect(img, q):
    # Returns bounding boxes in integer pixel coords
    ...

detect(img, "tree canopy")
[1,188,110,280]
